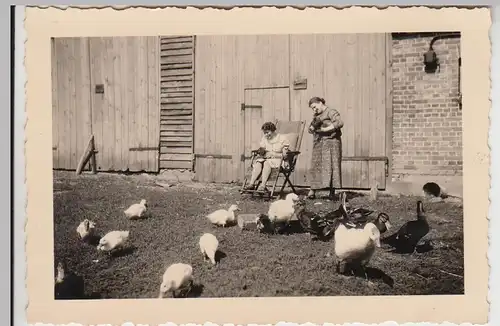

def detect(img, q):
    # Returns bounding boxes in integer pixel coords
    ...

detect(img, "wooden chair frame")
[240,119,306,199]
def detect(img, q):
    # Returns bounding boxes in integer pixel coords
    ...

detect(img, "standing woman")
[307,97,344,199]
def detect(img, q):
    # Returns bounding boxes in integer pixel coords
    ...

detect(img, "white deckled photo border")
[16,4,495,326]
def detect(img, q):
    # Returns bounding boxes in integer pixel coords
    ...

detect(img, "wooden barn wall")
[159,36,195,170]
[52,36,160,172]
[193,35,290,183]
[52,37,92,171]
[289,34,389,189]
[193,34,390,189]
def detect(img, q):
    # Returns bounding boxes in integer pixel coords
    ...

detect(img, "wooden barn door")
[51,37,92,170]
[241,87,291,178]
[290,33,389,190]
[89,37,160,172]
[239,35,291,182]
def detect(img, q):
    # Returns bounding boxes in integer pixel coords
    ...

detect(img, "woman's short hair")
[308,96,326,107]
[261,121,277,132]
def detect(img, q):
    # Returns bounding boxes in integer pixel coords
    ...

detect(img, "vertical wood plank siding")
[159,36,195,170]
[194,34,389,189]
[52,36,160,172]
[51,37,92,170]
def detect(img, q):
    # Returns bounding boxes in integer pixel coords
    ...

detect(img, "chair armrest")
[286,151,301,157]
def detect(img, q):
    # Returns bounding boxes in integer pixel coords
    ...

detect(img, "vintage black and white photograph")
[51,32,465,300]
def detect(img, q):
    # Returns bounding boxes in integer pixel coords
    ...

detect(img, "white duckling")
[333,221,381,280]
[96,230,130,255]
[207,204,240,227]
[199,233,219,265]
[124,199,148,219]
[267,193,300,233]
[158,263,194,298]
[76,219,96,241]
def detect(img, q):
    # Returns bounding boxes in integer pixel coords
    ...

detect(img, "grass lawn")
[53,170,465,299]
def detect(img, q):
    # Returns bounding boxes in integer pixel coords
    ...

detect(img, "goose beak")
[385,221,392,230]
[375,238,381,248]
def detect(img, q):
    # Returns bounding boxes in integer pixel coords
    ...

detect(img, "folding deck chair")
[240,119,306,199]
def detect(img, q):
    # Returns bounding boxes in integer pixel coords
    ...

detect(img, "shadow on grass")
[84,234,102,246]
[381,241,434,255]
[130,213,152,221]
[345,265,395,288]
[215,250,227,264]
[365,267,395,287]
[186,283,205,298]
[259,220,308,236]
[110,245,138,258]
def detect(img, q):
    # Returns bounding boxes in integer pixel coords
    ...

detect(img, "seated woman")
[244,121,290,192]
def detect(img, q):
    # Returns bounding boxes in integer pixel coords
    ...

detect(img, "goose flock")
[55,191,434,299]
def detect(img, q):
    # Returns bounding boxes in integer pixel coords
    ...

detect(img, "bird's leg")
[338,261,346,274]
[187,279,194,295]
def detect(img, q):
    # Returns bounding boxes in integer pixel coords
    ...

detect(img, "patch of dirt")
[52,171,465,299]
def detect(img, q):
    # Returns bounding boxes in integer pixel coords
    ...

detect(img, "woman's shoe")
[257,185,269,192]
[244,183,256,190]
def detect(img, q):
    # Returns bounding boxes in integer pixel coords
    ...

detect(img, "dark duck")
[381,200,430,254]
[324,192,392,235]
[54,261,86,300]
[292,198,335,241]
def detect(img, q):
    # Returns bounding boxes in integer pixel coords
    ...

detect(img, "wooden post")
[76,134,97,175]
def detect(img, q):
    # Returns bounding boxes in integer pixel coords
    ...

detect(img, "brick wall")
[391,33,462,179]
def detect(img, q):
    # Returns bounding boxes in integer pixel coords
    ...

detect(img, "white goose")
[124,199,148,219]
[266,193,300,233]
[76,219,96,240]
[333,220,381,280]
[97,230,130,255]
[158,263,194,298]
[207,204,240,227]
[199,233,219,265]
